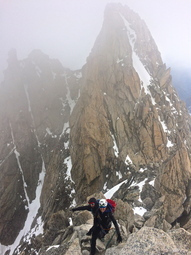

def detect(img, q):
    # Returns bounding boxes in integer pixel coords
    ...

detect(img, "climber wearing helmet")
[90,199,122,255]
[71,197,99,235]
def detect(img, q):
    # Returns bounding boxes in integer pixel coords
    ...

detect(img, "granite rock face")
[1,3,191,255]
[70,3,191,224]
[106,227,191,255]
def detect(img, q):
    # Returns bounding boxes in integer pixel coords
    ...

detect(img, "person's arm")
[91,209,100,233]
[72,205,91,212]
[109,213,122,242]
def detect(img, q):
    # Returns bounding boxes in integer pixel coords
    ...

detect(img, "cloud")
[0,0,191,82]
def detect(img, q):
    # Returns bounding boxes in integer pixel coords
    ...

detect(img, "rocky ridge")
[1,3,191,255]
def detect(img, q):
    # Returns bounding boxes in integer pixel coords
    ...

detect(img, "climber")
[71,197,99,235]
[90,199,122,255]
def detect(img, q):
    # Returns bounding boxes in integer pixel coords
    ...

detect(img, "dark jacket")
[72,203,99,216]
[93,206,120,235]
[90,205,122,255]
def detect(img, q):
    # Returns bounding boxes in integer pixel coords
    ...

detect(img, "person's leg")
[98,228,106,240]
[90,227,101,255]
[86,226,93,236]
[98,228,109,241]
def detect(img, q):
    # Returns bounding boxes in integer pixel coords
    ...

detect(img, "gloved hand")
[117,234,122,243]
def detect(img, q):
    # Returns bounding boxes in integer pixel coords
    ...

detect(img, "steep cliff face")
[70,3,191,222]
[1,3,191,255]
[0,49,80,248]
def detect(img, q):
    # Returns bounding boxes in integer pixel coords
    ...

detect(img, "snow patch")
[63,73,77,114]
[3,160,46,255]
[104,180,127,199]
[64,156,74,183]
[125,155,133,165]
[116,171,122,179]
[111,132,119,157]
[46,128,57,138]
[46,245,60,252]
[134,206,147,216]
[120,14,156,105]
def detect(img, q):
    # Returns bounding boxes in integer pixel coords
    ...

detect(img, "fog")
[1,0,191,82]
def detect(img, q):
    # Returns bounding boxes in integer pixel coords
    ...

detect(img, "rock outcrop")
[106,227,191,255]
[0,50,79,248]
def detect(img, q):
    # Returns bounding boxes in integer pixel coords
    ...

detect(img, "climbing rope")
[105,229,116,249]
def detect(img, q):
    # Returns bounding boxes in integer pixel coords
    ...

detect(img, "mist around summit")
[1,2,191,255]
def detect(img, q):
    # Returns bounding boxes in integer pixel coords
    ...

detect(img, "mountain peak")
[1,3,191,255]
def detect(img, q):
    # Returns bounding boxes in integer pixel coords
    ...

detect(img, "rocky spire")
[1,3,191,255]
[70,3,191,222]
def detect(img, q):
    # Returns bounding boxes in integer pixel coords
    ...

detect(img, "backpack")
[106,199,117,213]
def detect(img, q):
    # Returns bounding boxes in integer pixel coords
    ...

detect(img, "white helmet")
[99,199,108,208]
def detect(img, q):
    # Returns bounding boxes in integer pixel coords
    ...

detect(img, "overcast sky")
[1,0,191,82]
